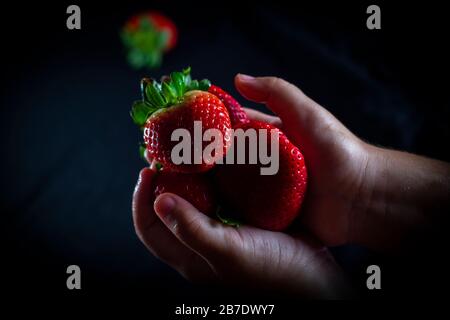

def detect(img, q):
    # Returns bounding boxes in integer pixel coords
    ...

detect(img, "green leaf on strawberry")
[145,81,166,107]
[198,79,211,91]
[130,100,157,127]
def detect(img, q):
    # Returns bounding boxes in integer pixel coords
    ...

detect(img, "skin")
[132,74,450,298]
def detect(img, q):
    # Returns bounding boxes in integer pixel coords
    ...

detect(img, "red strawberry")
[131,68,232,173]
[214,120,307,231]
[151,170,216,216]
[209,85,250,127]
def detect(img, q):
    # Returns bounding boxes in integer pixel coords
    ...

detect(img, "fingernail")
[154,194,176,221]
[237,73,255,82]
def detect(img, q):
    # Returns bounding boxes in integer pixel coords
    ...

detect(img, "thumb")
[234,74,345,149]
[154,193,229,261]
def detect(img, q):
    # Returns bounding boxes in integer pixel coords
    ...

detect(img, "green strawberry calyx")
[130,67,211,127]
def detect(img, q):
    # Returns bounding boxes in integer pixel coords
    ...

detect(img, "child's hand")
[133,168,351,298]
[132,74,450,297]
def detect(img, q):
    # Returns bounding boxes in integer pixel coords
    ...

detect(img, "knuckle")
[268,76,289,90]
[267,76,284,90]
[265,77,299,104]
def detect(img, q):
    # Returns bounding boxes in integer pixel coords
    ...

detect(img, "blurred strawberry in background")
[121,11,177,69]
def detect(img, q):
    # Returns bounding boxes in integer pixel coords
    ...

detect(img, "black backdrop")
[1,0,449,303]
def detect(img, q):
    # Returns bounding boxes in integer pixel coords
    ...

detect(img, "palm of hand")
[299,127,369,246]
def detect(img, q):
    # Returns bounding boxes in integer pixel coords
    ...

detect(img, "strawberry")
[208,85,250,127]
[121,11,177,69]
[151,170,216,216]
[214,120,307,231]
[131,68,232,173]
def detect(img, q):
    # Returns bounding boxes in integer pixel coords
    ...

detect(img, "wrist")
[347,142,389,247]
[348,143,450,251]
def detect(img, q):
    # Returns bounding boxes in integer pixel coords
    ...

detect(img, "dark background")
[1,0,449,304]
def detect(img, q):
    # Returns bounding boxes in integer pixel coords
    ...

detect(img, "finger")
[132,168,156,233]
[154,193,231,262]
[235,74,345,149]
[243,107,283,128]
[132,168,215,282]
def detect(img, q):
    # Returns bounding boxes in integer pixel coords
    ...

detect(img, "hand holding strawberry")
[132,73,372,297]
[133,169,351,297]
[234,74,371,246]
